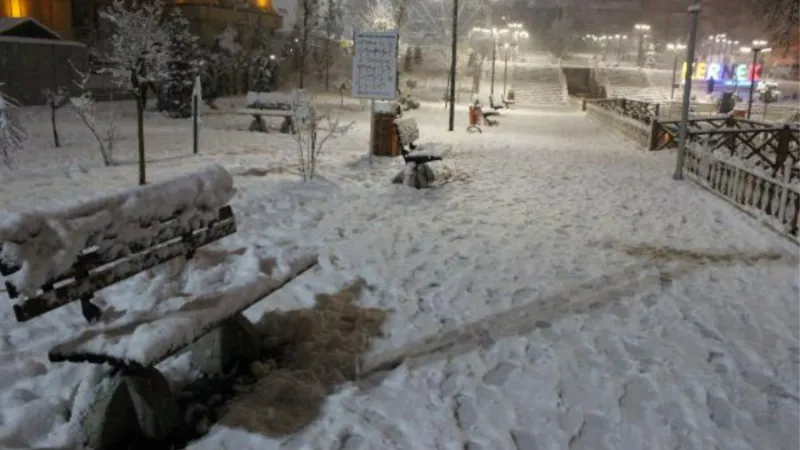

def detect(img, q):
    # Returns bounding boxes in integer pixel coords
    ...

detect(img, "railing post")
[620,98,627,117]
[649,119,660,151]
[776,124,791,170]
[582,98,586,111]
[654,102,660,118]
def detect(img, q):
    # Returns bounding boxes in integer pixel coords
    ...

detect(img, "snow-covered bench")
[0,164,318,448]
[392,117,452,189]
[237,91,295,133]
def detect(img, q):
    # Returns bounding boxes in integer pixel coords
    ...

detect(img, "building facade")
[0,0,282,44]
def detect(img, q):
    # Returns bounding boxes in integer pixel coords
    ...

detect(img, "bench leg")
[279,116,296,134]
[82,367,179,449]
[249,116,268,133]
[189,313,260,375]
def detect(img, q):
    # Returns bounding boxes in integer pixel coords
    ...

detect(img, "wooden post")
[647,119,661,151]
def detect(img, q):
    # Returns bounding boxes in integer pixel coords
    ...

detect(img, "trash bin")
[372,111,399,157]
[467,105,482,133]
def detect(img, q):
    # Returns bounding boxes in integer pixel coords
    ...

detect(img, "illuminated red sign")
[681,62,762,83]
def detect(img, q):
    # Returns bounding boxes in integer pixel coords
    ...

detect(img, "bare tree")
[100,0,170,185]
[69,63,117,166]
[42,87,70,148]
[291,90,354,180]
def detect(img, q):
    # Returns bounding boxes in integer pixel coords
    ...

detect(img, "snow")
[0,97,797,450]
[49,249,317,366]
[0,164,235,298]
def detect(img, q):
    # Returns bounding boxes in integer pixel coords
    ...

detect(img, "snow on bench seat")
[0,164,235,300]
[48,249,318,368]
[244,91,293,110]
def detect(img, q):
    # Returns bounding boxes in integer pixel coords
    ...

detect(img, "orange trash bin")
[468,105,482,133]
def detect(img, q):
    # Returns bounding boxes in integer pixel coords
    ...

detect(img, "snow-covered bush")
[100,0,170,184]
[69,63,117,166]
[291,89,354,180]
[0,84,26,169]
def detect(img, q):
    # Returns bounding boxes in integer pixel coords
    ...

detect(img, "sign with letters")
[681,62,762,84]
[352,30,399,100]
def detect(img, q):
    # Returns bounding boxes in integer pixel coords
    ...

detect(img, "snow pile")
[0,164,235,298]
[49,249,317,366]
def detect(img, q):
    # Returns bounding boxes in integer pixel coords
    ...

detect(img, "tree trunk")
[136,94,147,185]
[50,101,60,148]
[324,39,330,91]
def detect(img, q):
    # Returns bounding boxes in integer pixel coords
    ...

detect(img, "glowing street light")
[746,40,771,118]
[666,42,687,100]
[634,23,651,67]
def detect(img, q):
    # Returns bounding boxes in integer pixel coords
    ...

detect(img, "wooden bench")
[501,93,515,108]
[392,117,452,189]
[0,164,318,448]
[237,91,296,133]
[489,95,505,111]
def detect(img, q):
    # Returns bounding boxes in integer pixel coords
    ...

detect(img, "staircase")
[604,68,670,102]
[511,67,567,105]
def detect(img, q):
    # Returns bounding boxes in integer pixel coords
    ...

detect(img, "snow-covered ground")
[0,97,797,450]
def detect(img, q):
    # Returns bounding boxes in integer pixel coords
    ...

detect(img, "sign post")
[192,75,202,155]
[352,30,399,162]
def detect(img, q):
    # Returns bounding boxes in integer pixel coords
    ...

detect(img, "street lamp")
[634,23,650,67]
[667,42,687,101]
[746,39,770,119]
[672,0,701,181]
[489,27,508,98]
[503,42,510,97]
[612,34,628,63]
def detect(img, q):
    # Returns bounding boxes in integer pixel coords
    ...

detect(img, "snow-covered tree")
[296,0,323,88]
[247,22,275,91]
[160,8,201,118]
[320,0,345,91]
[0,84,25,169]
[761,0,799,49]
[544,11,575,59]
[100,0,170,185]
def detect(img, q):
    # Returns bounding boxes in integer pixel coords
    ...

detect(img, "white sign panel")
[352,30,398,100]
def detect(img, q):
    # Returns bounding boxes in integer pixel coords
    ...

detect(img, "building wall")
[1,0,282,43]
[0,36,88,105]
[0,0,74,39]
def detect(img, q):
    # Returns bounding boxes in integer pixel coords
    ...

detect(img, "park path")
[191,104,799,449]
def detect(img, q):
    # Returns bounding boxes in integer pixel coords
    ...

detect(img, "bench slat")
[48,252,318,369]
[12,209,236,322]
[0,164,234,297]
[1,207,222,298]
[236,109,293,117]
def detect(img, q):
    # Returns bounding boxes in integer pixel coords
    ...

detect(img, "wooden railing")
[650,117,800,181]
[684,147,800,242]
[586,98,661,125]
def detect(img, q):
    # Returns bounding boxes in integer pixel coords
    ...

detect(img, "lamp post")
[672,0,701,181]
[490,27,497,97]
[667,42,686,101]
[503,42,510,97]
[746,40,769,119]
[634,23,650,67]
[489,27,508,98]
[447,0,458,131]
[613,34,628,63]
